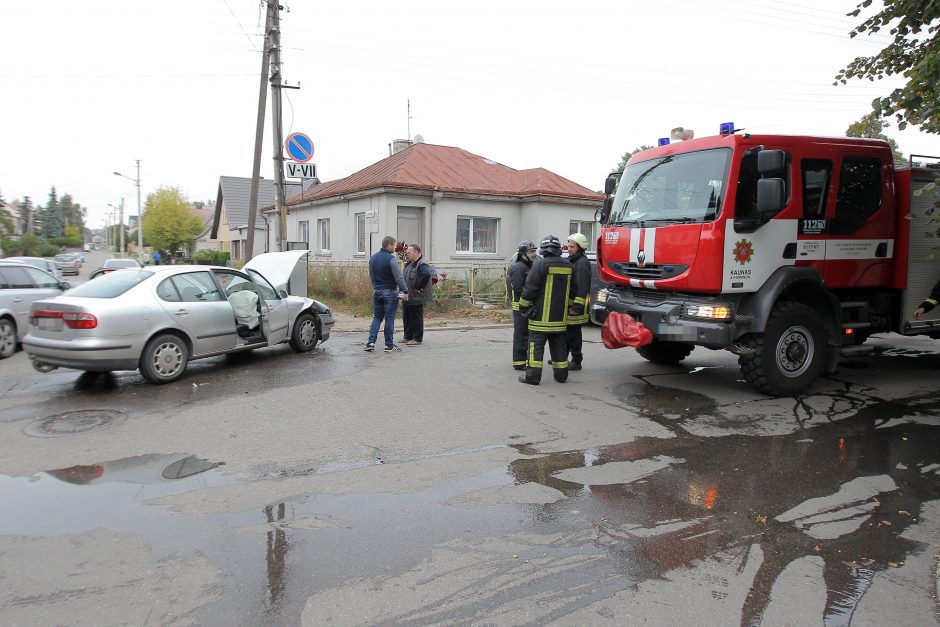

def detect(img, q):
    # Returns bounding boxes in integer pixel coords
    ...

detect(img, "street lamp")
[114,160,142,262]
[107,202,125,256]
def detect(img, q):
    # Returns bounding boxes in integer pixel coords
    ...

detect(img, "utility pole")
[246,1,274,262]
[135,160,142,260]
[268,0,288,251]
[119,199,125,256]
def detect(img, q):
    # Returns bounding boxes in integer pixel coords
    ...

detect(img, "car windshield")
[104,259,140,268]
[609,148,732,225]
[68,269,153,298]
[55,254,74,261]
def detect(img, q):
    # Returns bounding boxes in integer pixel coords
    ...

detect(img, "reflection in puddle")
[510,388,940,625]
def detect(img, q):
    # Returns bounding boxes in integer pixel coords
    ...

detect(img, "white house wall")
[285,192,597,263]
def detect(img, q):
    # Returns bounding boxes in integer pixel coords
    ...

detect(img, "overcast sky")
[1,0,934,229]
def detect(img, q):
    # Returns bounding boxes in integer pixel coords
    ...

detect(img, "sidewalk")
[331,309,513,333]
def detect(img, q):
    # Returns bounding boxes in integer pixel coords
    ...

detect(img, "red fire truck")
[593,124,939,396]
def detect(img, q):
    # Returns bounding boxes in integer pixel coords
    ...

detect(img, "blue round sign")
[285,133,314,163]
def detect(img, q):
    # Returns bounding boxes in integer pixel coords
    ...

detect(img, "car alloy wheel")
[0,319,16,359]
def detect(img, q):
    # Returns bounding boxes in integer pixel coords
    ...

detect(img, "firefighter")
[517,234,580,385]
[565,233,592,370]
[913,277,940,318]
[507,239,538,370]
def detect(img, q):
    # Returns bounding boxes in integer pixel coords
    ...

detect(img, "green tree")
[845,111,905,160]
[614,145,654,174]
[142,186,204,256]
[40,186,64,239]
[58,194,85,232]
[835,0,939,134]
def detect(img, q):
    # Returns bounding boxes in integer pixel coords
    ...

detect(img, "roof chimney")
[391,138,413,154]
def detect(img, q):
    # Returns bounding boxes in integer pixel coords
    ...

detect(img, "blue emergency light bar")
[719,122,735,135]
[657,137,670,146]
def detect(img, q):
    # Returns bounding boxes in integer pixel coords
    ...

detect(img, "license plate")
[38,318,63,331]
[657,323,697,341]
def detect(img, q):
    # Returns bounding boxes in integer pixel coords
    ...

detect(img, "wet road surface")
[0,328,938,625]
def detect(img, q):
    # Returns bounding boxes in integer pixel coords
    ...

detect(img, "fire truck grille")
[608,262,688,280]
[630,289,667,306]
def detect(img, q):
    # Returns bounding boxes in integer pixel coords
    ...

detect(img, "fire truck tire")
[738,301,825,396]
[637,340,694,364]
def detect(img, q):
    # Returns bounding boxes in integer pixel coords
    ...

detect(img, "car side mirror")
[604,175,618,195]
[278,289,289,299]
[59,281,71,290]
[756,178,785,216]
[757,150,786,176]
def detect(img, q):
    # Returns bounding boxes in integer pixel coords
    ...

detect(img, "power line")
[220,0,260,53]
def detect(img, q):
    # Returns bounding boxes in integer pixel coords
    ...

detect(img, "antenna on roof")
[407,97,412,140]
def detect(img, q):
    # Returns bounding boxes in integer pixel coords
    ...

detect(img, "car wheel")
[0,318,16,359]
[139,333,189,384]
[738,301,826,396]
[289,312,319,352]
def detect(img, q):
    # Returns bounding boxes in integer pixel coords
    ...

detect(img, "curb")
[335,323,513,334]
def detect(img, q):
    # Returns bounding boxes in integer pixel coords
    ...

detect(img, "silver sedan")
[23,251,335,384]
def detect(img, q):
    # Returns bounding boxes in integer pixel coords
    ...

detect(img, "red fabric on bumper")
[601,312,653,349]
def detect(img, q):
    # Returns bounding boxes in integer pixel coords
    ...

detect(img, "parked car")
[0,262,70,359]
[24,251,334,383]
[83,243,92,252]
[7,256,63,281]
[54,253,81,276]
[89,258,144,280]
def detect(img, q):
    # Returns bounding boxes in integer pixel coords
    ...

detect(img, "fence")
[306,259,509,309]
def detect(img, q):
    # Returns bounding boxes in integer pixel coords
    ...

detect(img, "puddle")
[509,392,940,625]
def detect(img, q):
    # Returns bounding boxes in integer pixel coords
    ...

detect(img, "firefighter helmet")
[539,234,562,255]
[567,233,589,251]
[517,239,536,254]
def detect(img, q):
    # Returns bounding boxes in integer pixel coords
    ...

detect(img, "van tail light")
[30,310,98,329]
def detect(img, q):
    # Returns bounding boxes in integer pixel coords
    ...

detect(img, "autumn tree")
[141,186,204,256]
[835,0,939,134]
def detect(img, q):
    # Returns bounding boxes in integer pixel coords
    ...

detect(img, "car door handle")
[13,297,22,302]
[174,309,189,316]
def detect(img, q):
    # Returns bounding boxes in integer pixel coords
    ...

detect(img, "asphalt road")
[0,310,938,625]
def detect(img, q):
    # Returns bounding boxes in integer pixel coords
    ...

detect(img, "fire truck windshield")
[609,148,732,225]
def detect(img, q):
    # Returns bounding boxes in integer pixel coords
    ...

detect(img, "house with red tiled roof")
[263,141,603,261]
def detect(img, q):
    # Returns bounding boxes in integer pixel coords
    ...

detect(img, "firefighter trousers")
[512,310,529,369]
[565,323,583,364]
[524,330,568,383]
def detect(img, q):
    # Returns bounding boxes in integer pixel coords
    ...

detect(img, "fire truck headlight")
[595,289,609,304]
[683,304,732,321]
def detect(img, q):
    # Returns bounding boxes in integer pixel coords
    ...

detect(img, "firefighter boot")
[518,368,541,385]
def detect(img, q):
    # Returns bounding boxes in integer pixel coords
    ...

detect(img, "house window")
[456,216,498,254]
[569,220,596,251]
[317,218,330,252]
[355,213,366,254]
[298,221,309,245]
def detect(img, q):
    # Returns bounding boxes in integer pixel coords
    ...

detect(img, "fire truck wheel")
[637,341,694,364]
[738,301,825,396]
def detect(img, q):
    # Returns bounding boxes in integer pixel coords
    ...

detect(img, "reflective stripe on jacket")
[507,254,532,311]
[518,254,577,333]
[567,250,591,325]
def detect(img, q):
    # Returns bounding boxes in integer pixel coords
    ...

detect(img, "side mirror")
[59,281,71,290]
[604,175,618,195]
[756,178,785,216]
[757,150,786,176]
[278,289,289,299]
[597,197,613,226]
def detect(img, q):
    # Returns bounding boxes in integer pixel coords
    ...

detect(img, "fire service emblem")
[734,239,754,265]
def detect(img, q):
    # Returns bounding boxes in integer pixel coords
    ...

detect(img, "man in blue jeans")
[366,235,409,352]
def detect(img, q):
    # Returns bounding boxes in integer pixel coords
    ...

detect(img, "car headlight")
[682,303,732,321]
[595,289,609,304]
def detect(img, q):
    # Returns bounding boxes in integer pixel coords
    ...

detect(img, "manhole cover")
[25,410,125,438]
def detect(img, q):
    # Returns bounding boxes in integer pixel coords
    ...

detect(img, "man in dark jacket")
[517,234,580,385]
[565,233,592,370]
[366,235,409,352]
[402,243,433,345]
[507,239,537,369]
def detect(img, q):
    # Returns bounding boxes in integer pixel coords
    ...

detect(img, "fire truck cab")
[594,125,940,396]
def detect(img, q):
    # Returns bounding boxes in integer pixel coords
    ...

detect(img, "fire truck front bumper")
[597,288,739,350]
